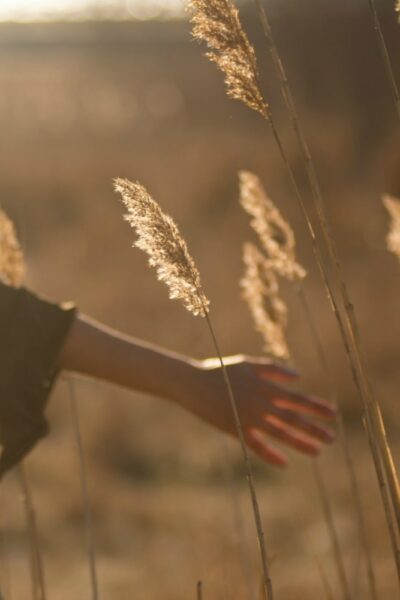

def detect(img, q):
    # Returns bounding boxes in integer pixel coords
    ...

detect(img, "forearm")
[58,313,200,405]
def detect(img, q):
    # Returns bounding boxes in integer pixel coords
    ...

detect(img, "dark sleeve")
[0,282,76,477]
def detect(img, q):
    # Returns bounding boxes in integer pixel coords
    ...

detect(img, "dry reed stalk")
[366,0,400,120]
[190,0,400,573]
[219,446,257,600]
[0,211,46,600]
[189,0,268,119]
[68,379,99,600]
[297,285,378,600]
[0,210,25,287]
[115,178,274,600]
[239,174,353,600]
[197,580,203,600]
[239,171,305,282]
[250,0,400,548]
[383,195,400,262]
[363,416,400,581]
[316,558,336,600]
[241,242,289,361]
[115,178,209,317]
[312,459,352,600]
[17,465,46,600]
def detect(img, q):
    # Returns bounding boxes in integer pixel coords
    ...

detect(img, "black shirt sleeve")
[0,282,76,477]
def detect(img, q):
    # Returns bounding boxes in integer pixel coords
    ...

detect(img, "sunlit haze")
[0,0,185,21]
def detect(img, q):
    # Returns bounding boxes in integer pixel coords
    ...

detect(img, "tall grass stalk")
[204,310,273,600]
[366,0,400,119]
[312,459,352,600]
[316,558,336,600]
[197,580,203,600]
[219,445,257,600]
[239,173,352,600]
[17,465,46,600]
[297,285,378,600]
[115,178,274,600]
[190,0,400,568]
[364,417,400,581]
[68,378,99,600]
[251,0,400,546]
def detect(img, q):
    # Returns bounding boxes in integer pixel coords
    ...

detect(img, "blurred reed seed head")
[189,0,269,119]
[114,178,210,317]
[241,242,289,360]
[0,210,25,287]
[383,194,400,262]
[239,171,306,281]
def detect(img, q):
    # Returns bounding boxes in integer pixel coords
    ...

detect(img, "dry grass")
[383,194,400,262]
[0,8,399,599]
[189,0,268,118]
[241,242,289,361]
[114,178,209,317]
[192,0,400,578]
[0,210,25,287]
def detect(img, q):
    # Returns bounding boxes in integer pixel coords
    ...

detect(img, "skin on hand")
[180,354,337,468]
[59,314,336,469]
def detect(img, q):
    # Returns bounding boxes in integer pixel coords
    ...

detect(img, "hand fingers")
[261,416,322,456]
[246,428,288,468]
[266,385,337,419]
[252,360,299,383]
[268,406,336,444]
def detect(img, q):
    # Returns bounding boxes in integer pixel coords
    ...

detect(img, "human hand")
[183,354,336,467]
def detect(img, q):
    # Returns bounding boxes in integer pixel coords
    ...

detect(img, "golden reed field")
[0,1,400,598]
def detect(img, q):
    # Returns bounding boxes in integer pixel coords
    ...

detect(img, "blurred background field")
[0,1,399,598]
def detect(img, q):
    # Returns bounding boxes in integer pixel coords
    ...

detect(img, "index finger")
[267,386,337,420]
[252,360,300,383]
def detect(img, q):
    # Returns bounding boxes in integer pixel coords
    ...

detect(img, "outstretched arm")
[59,313,336,467]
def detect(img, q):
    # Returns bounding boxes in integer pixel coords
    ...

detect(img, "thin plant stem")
[203,310,273,600]
[316,558,336,600]
[363,414,400,580]
[17,464,46,600]
[297,285,378,600]
[366,0,400,120]
[197,580,203,600]
[253,0,400,541]
[219,446,257,600]
[267,111,400,579]
[68,378,99,600]
[312,459,352,600]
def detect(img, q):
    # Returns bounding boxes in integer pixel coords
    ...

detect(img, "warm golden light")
[0,0,184,21]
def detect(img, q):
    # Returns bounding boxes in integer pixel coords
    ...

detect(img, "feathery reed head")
[239,171,306,281]
[0,209,25,287]
[114,178,210,317]
[189,0,269,119]
[383,194,400,262]
[241,242,289,360]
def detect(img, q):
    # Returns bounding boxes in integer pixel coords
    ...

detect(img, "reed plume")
[189,0,268,118]
[0,209,25,287]
[114,178,210,317]
[241,242,289,360]
[239,174,356,598]
[239,171,305,281]
[383,194,400,262]
[193,0,399,575]
[117,177,274,599]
